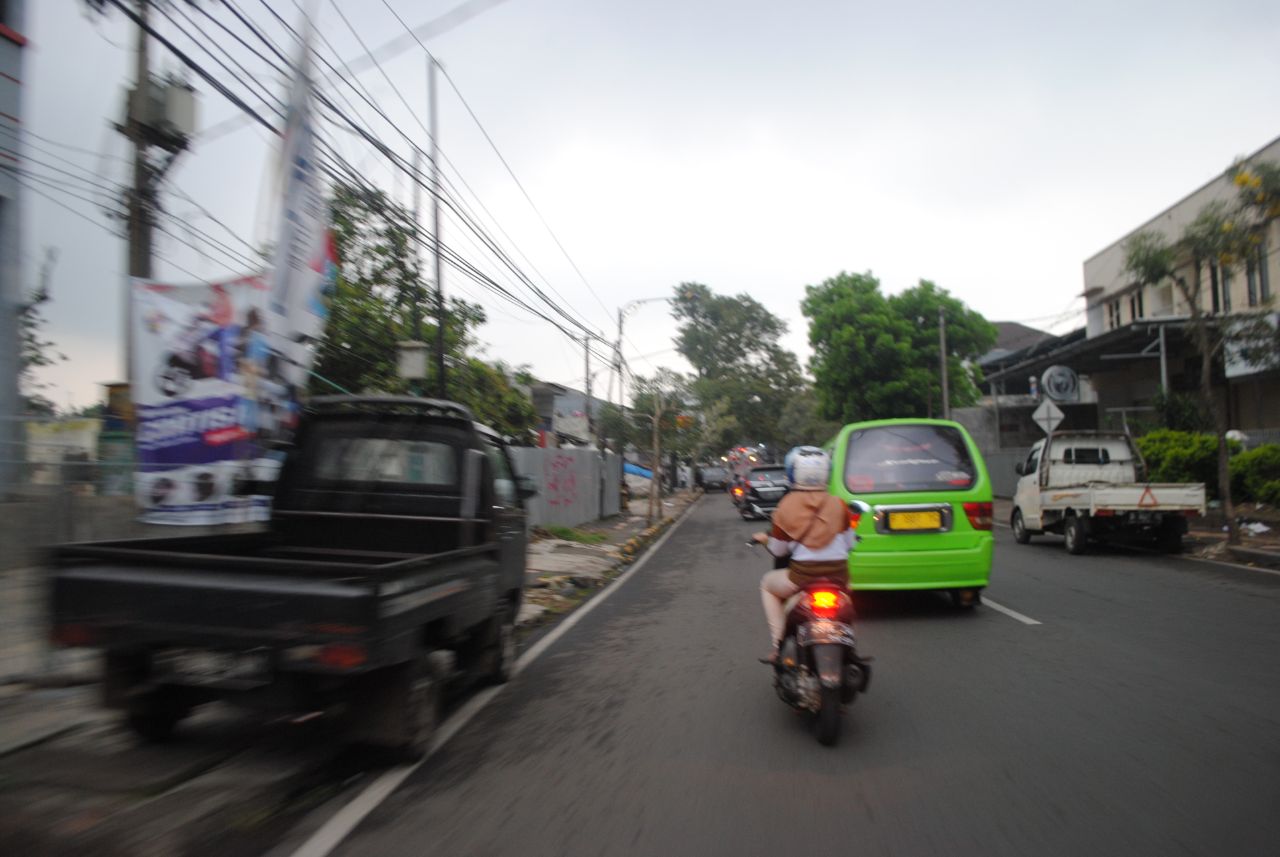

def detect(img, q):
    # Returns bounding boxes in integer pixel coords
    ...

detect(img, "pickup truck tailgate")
[1087,483,1206,512]
[52,564,378,649]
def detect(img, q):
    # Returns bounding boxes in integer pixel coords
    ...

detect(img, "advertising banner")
[131,274,290,524]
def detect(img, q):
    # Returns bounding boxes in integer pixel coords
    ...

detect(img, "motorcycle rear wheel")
[815,685,842,746]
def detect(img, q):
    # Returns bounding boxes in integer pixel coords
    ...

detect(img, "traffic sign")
[1031,400,1064,434]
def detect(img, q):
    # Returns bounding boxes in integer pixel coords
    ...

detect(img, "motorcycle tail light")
[963,502,993,531]
[810,590,843,618]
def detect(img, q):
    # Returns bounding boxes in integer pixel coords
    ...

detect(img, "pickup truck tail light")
[962,502,993,531]
[316,643,368,670]
[51,623,95,647]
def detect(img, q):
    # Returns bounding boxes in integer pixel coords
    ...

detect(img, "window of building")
[1222,266,1233,313]
[1107,299,1121,329]
[1257,248,1271,303]
[1210,263,1221,314]
[1247,257,1259,307]
[1127,288,1145,321]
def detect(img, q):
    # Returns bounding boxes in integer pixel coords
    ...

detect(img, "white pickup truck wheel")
[1064,516,1088,555]
[1012,509,1032,544]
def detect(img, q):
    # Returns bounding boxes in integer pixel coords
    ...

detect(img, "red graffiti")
[543,454,578,507]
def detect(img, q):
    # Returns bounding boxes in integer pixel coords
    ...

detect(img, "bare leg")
[760,569,800,646]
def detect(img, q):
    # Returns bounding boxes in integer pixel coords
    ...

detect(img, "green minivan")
[826,419,994,606]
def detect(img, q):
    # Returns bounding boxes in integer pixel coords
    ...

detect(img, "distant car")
[699,466,730,491]
[739,465,789,520]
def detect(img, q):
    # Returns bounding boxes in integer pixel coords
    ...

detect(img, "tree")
[18,296,64,417]
[1124,159,1280,545]
[629,369,689,523]
[670,282,804,453]
[803,271,995,423]
[887,280,997,414]
[775,386,841,450]
[314,183,535,437]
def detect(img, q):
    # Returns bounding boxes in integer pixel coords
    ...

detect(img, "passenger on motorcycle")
[752,446,854,661]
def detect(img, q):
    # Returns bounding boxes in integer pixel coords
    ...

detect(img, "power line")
[377,0,616,330]
[225,2,604,342]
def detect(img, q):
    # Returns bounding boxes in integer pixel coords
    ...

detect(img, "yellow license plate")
[889,511,941,530]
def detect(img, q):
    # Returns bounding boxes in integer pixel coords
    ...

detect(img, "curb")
[1226,545,1280,570]
[517,496,701,631]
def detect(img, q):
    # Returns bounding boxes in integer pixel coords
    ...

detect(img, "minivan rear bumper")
[847,538,993,590]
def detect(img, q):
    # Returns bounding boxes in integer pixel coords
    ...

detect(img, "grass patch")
[538,525,607,544]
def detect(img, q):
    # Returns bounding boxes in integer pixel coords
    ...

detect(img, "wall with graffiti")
[509,448,622,528]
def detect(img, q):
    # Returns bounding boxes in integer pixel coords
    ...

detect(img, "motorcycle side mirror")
[848,499,872,516]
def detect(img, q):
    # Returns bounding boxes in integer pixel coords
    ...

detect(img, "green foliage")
[1151,389,1210,432]
[775,386,841,450]
[670,283,803,451]
[1135,429,1239,499]
[314,183,535,438]
[538,525,607,544]
[18,298,64,416]
[1229,445,1280,503]
[1257,481,1280,507]
[802,272,996,423]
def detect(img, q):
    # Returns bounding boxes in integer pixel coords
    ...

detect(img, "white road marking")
[983,598,1042,625]
[285,499,701,857]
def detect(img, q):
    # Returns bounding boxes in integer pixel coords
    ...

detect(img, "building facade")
[0,0,27,495]
[982,136,1280,442]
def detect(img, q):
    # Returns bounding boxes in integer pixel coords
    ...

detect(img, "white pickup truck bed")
[1039,482,1206,515]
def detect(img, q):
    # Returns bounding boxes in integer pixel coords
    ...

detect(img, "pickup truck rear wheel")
[401,663,441,760]
[1012,509,1032,544]
[125,688,189,743]
[478,608,518,685]
[1157,518,1184,553]
[1064,516,1088,555]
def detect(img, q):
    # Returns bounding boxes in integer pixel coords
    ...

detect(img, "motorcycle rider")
[752,446,855,662]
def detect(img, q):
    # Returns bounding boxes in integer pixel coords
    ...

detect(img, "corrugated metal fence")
[510,447,621,529]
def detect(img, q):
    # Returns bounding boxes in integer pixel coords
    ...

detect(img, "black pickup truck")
[50,396,532,758]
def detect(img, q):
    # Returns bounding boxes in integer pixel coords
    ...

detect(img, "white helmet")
[784,445,831,491]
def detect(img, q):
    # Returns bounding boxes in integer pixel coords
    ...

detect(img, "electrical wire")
[377,0,616,330]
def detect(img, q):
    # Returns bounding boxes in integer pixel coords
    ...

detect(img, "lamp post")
[397,341,428,397]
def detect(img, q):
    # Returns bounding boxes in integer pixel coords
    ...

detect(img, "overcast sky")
[20,0,1280,409]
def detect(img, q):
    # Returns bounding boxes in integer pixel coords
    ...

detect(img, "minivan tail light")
[963,502,993,531]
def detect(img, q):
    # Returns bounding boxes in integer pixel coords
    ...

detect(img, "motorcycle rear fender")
[811,643,846,689]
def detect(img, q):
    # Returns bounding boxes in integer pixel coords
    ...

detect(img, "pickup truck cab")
[1011,430,1205,554]
[50,396,533,757]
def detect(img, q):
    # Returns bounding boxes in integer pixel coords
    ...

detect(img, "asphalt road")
[324,495,1280,857]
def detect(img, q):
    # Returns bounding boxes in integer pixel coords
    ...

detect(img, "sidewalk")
[518,488,701,627]
[991,497,1280,569]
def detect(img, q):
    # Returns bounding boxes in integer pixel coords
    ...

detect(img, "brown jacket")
[770,491,852,586]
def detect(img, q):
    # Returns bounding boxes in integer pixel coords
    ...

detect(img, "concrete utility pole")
[117,0,193,383]
[583,335,593,444]
[938,306,950,420]
[126,0,152,283]
[428,56,445,399]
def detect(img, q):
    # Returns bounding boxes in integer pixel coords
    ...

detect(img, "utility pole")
[116,0,194,383]
[410,148,423,341]
[648,389,662,525]
[938,305,950,420]
[123,0,153,384]
[583,335,593,444]
[428,56,445,399]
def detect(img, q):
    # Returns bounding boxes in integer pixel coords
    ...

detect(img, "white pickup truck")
[1010,431,1206,555]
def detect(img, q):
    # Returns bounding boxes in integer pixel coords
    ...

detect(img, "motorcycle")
[752,501,873,746]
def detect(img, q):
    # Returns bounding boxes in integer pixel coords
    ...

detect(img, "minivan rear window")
[843,425,975,493]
